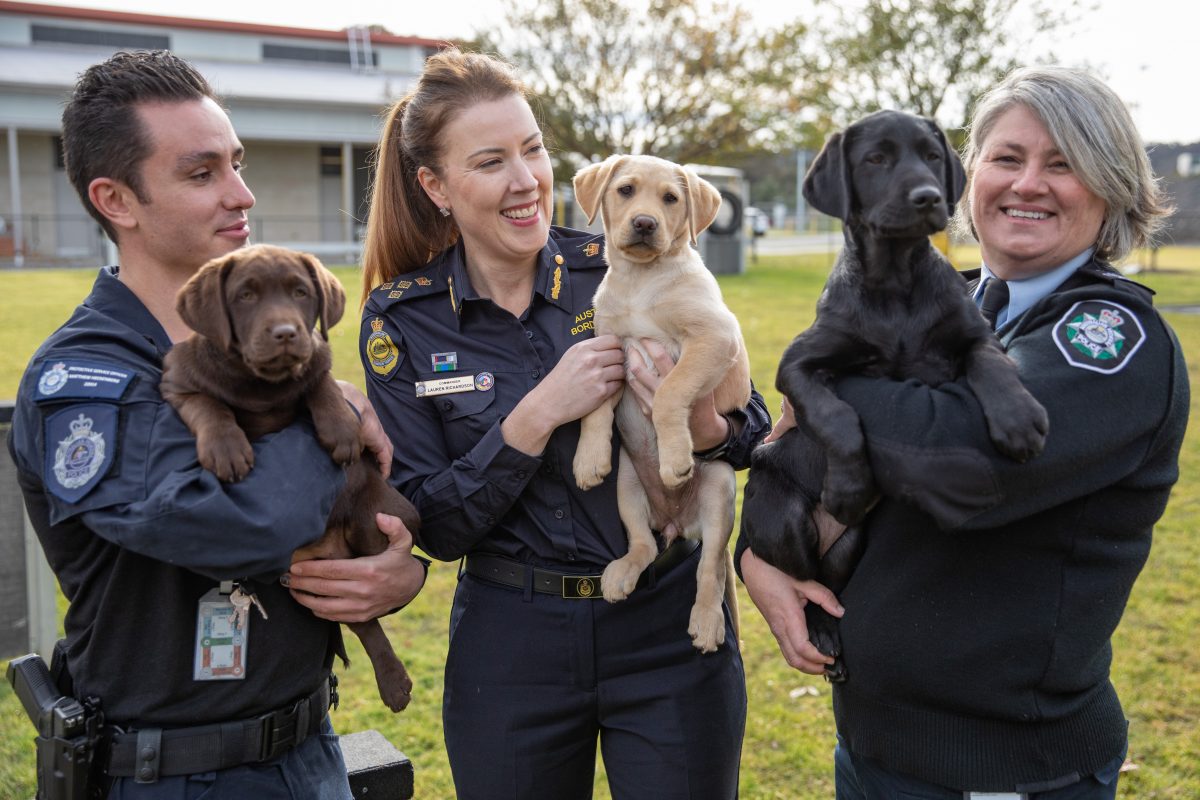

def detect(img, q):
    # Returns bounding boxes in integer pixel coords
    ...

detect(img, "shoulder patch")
[1052,300,1145,374]
[365,317,402,378]
[44,405,117,502]
[35,360,134,402]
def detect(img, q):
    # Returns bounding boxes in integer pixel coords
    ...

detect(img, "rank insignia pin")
[431,352,458,372]
[583,242,600,257]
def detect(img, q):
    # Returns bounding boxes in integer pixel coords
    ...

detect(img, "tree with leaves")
[473,0,818,172]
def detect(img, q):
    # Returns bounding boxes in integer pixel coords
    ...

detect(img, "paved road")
[750,232,843,256]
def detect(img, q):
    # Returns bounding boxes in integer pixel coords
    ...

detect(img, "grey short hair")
[956,65,1173,263]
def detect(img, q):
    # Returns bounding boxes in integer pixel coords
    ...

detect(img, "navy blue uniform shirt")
[362,227,769,568]
[8,266,347,727]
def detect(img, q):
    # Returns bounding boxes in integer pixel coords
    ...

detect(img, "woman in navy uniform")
[740,67,1188,799]
[358,49,770,799]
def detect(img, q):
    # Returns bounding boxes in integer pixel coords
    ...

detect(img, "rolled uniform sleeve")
[836,283,1188,531]
[12,359,346,581]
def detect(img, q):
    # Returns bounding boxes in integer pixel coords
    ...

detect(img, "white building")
[0,1,448,266]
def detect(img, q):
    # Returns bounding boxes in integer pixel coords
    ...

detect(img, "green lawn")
[2,247,1198,799]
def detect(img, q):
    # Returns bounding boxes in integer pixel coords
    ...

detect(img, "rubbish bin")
[688,164,746,275]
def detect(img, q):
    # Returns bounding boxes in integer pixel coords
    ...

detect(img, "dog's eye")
[617,184,634,197]
[237,289,255,302]
[663,192,678,204]
[293,287,309,298]
[865,153,887,165]
[926,151,943,162]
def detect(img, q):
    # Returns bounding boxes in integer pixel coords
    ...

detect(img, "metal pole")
[795,148,808,233]
[7,126,24,267]
[342,142,355,260]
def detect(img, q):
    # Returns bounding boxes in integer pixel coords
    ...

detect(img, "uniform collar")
[86,266,174,355]
[442,238,574,328]
[976,248,1094,329]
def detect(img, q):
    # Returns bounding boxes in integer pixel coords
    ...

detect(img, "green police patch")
[1053,300,1145,374]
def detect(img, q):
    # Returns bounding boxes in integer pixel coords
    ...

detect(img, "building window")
[263,43,378,67]
[31,24,169,50]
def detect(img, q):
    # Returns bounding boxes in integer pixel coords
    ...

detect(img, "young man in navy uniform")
[8,51,425,799]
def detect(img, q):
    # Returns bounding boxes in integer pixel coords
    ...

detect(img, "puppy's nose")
[632,215,658,235]
[271,323,299,343]
[909,186,943,208]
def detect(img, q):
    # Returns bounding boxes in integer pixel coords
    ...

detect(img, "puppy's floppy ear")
[177,252,238,349]
[681,167,723,245]
[802,130,853,223]
[573,155,628,225]
[298,251,346,340]
[925,119,967,215]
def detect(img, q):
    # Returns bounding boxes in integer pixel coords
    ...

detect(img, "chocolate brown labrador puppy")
[161,243,418,711]
[741,111,1049,681]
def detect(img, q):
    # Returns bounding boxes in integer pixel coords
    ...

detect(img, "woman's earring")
[439,207,451,217]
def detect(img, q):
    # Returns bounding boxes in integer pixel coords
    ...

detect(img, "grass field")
[1,246,1197,799]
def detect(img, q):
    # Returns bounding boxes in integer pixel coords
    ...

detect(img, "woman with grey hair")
[740,66,1188,798]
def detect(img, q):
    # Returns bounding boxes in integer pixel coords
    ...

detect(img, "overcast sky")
[27,0,1200,143]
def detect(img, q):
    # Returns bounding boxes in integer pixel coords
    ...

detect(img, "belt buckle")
[258,699,302,761]
[562,574,601,599]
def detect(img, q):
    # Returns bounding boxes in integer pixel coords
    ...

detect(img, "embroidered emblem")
[53,413,106,490]
[1053,300,1145,374]
[474,372,494,391]
[380,282,394,290]
[397,280,413,289]
[388,290,404,299]
[415,277,432,286]
[551,266,562,301]
[583,242,600,257]
[366,318,401,376]
[37,362,70,396]
[431,352,458,373]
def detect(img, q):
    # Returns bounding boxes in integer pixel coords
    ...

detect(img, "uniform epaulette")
[367,265,448,309]
[549,226,607,269]
[1076,261,1155,299]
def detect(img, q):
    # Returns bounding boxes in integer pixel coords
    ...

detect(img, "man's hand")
[740,547,843,674]
[337,379,391,477]
[286,513,426,623]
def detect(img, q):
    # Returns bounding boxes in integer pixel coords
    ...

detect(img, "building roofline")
[0,1,454,48]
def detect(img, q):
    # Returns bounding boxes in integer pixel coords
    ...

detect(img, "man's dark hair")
[61,50,217,243]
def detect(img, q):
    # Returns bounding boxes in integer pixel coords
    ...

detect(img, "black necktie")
[979,277,1009,330]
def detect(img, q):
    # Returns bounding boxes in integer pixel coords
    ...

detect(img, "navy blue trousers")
[835,738,1123,800]
[105,717,351,800]
[443,548,746,800]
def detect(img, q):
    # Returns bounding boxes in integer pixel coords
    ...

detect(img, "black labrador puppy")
[741,110,1049,681]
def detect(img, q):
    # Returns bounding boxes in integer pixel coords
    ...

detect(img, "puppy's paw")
[658,444,695,489]
[318,416,362,466]
[821,463,875,526]
[198,430,255,482]
[987,392,1049,463]
[601,556,643,602]
[572,446,612,491]
[688,602,726,653]
[376,659,414,713]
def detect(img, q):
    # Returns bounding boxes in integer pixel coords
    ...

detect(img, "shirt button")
[526,330,534,339]
[531,370,541,379]
[554,509,565,520]
[516,469,527,480]
[486,514,496,526]
[565,552,576,561]
[441,400,452,411]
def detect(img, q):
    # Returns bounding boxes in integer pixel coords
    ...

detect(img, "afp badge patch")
[44,405,117,502]
[1053,300,1145,374]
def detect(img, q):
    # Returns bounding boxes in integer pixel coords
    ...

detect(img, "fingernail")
[279,574,291,587]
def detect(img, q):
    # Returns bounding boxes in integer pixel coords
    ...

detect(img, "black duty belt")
[464,538,699,599]
[105,673,336,782]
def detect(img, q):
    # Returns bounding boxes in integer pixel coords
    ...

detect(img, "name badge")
[416,372,494,397]
[194,585,247,680]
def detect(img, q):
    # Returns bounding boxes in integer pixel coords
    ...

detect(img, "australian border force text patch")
[1053,300,1145,374]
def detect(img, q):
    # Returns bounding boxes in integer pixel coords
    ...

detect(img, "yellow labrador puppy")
[572,155,751,652]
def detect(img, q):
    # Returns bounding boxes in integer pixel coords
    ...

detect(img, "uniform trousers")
[835,737,1124,800]
[443,546,746,800]
[105,717,352,800]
